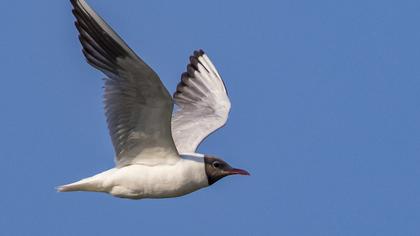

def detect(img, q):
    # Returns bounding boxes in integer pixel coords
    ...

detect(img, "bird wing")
[71,0,179,167]
[172,50,231,153]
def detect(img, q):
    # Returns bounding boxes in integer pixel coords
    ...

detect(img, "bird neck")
[179,153,209,187]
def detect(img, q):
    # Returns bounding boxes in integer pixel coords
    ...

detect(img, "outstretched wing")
[172,50,231,153]
[71,0,179,166]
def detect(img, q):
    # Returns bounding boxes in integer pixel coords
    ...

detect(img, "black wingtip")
[189,56,199,70]
[70,0,78,8]
[74,21,81,31]
[193,49,205,57]
[186,65,196,77]
[181,72,189,80]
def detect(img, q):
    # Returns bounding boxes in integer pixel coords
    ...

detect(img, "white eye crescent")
[212,162,221,168]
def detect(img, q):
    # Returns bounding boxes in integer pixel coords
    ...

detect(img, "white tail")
[57,168,116,193]
[57,178,100,192]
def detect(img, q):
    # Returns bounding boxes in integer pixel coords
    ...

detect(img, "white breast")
[103,154,209,199]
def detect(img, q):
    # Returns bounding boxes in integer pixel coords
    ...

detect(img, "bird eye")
[212,162,221,168]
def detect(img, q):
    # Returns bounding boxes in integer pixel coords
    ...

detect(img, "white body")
[60,154,208,199]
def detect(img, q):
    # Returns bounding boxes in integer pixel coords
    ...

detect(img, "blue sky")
[1,0,419,235]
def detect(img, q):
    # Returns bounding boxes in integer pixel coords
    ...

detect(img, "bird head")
[204,156,250,185]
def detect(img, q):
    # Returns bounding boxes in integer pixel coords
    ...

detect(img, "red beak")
[226,168,250,176]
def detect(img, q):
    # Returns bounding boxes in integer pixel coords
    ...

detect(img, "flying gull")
[58,0,249,199]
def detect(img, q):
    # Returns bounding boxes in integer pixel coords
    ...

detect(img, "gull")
[58,0,249,199]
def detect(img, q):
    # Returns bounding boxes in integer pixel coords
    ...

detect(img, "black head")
[204,156,250,185]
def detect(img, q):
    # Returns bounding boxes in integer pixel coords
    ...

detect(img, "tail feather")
[57,178,103,192]
[57,183,86,192]
[57,169,116,193]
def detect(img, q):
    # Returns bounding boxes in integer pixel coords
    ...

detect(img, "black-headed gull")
[58,0,249,199]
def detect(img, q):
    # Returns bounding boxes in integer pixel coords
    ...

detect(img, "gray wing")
[71,0,179,166]
[172,50,231,153]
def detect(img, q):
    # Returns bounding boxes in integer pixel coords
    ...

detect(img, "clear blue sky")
[1,0,419,235]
